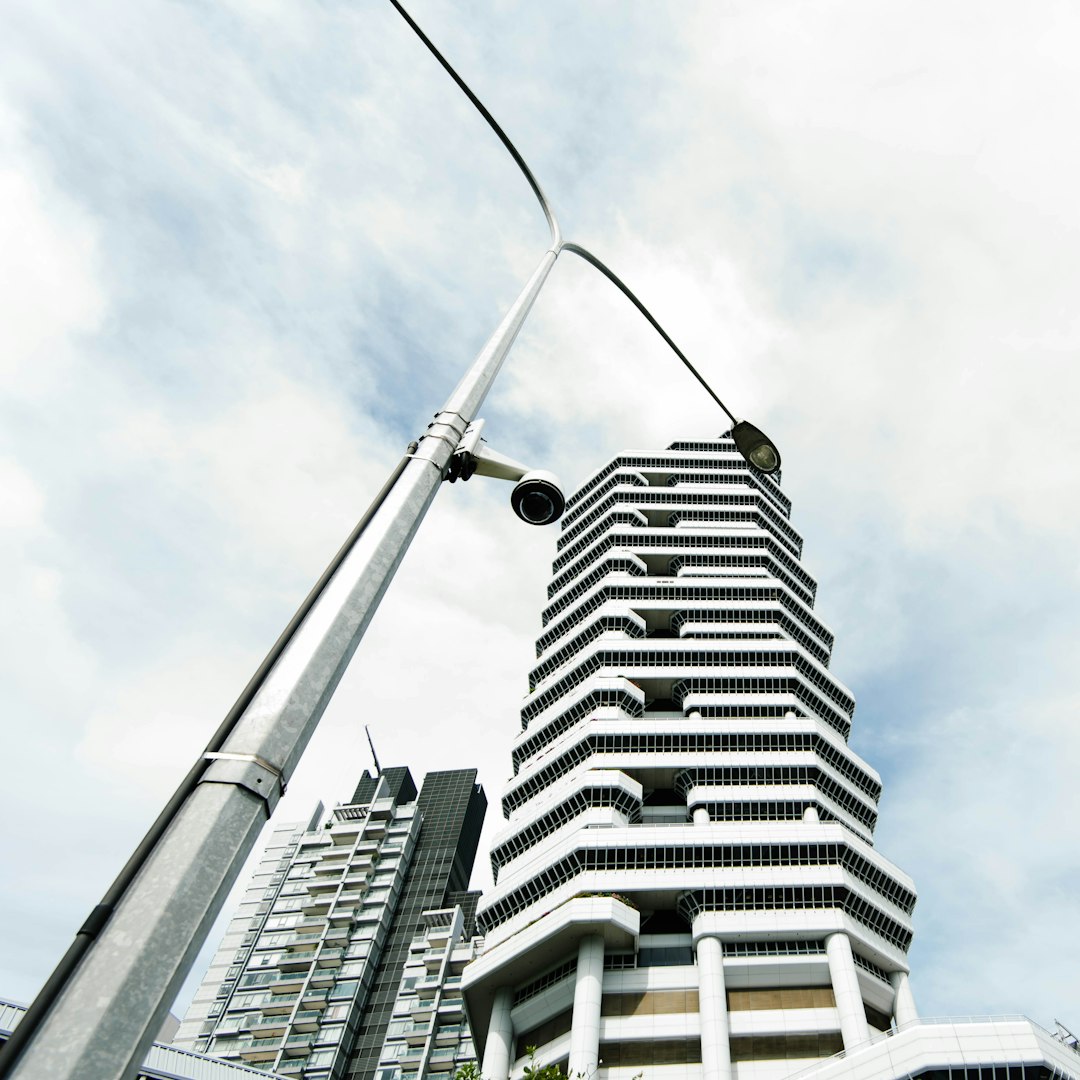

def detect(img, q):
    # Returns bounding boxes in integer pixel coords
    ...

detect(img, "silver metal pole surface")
[10,246,558,1080]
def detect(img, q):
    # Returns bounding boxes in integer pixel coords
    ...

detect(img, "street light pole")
[0,4,780,1077]
[3,246,561,1080]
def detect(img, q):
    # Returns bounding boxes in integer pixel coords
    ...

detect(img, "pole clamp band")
[200,751,286,814]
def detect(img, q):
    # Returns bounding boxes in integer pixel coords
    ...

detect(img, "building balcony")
[249,1017,288,1037]
[301,989,329,1010]
[409,999,434,1022]
[261,994,299,1014]
[237,1038,283,1062]
[435,1024,464,1044]
[406,1021,433,1046]
[277,951,316,971]
[428,1047,457,1071]
[308,967,337,988]
[283,1033,314,1057]
[291,1010,322,1032]
[267,972,308,993]
[301,898,331,917]
[328,906,359,926]
[437,998,464,1021]
[315,948,345,968]
[463,895,639,1063]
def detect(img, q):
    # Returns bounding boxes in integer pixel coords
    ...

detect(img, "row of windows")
[541,556,652,627]
[514,686,642,761]
[673,676,853,739]
[562,467,646,522]
[478,844,914,938]
[559,487,803,560]
[517,671,853,772]
[491,786,641,878]
[675,734,880,800]
[670,607,831,666]
[679,886,913,950]
[503,733,879,823]
[579,842,914,912]
[549,530,817,609]
[666,508,801,559]
[551,509,650,574]
[522,646,853,732]
[536,580,830,658]
[666,550,816,608]
[564,453,790,520]
[530,615,646,688]
[552,526,812,604]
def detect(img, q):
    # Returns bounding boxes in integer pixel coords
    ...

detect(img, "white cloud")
[2,0,1079,1030]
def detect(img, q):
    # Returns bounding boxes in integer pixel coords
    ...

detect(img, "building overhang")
[462,896,639,1062]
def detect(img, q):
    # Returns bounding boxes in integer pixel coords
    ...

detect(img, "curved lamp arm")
[387,0,562,250]
[561,242,738,426]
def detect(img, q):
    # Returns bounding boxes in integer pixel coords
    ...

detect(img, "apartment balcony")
[415,976,441,998]
[435,1024,464,1044]
[315,948,345,968]
[261,993,299,1014]
[308,966,337,988]
[306,878,340,895]
[328,906,359,926]
[267,972,308,994]
[249,1015,288,1037]
[277,950,316,972]
[291,1010,322,1032]
[323,923,350,946]
[283,1033,314,1057]
[301,989,329,1010]
[238,1038,283,1062]
[409,999,434,1022]
[406,1020,433,1046]
[422,949,445,972]
[437,998,464,1021]
[287,931,323,949]
[301,897,331,917]
[428,1047,457,1071]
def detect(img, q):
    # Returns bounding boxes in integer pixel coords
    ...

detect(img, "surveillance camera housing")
[511,470,565,526]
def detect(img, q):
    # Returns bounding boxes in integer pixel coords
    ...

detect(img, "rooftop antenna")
[365,725,382,776]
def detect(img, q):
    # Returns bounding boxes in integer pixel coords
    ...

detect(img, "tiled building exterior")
[460,436,1080,1080]
[176,769,485,1080]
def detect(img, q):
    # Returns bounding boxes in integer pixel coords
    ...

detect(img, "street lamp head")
[511,470,566,526]
[731,420,782,475]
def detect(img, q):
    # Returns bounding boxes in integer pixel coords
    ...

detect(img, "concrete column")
[568,934,605,1077]
[890,970,918,1027]
[693,805,711,825]
[696,935,732,1080]
[802,804,819,822]
[482,986,514,1080]
[825,932,870,1049]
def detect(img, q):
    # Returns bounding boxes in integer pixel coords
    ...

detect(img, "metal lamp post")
[0,4,780,1078]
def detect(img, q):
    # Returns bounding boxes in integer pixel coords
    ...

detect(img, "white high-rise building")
[461,436,1080,1080]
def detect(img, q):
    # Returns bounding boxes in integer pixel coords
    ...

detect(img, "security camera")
[446,420,566,526]
[511,470,565,526]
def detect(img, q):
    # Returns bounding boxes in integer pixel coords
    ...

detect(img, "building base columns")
[568,934,605,1077]
[826,932,870,1050]
[482,986,514,1080]
[697,934,732,1080]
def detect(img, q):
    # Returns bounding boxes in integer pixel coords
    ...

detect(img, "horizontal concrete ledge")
[785,1018,1080,1080]
[463,896,639,1063]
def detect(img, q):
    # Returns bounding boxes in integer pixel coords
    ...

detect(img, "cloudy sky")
[2,0,1079,1034]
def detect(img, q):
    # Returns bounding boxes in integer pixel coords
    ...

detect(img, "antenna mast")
[365,725,382,775]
